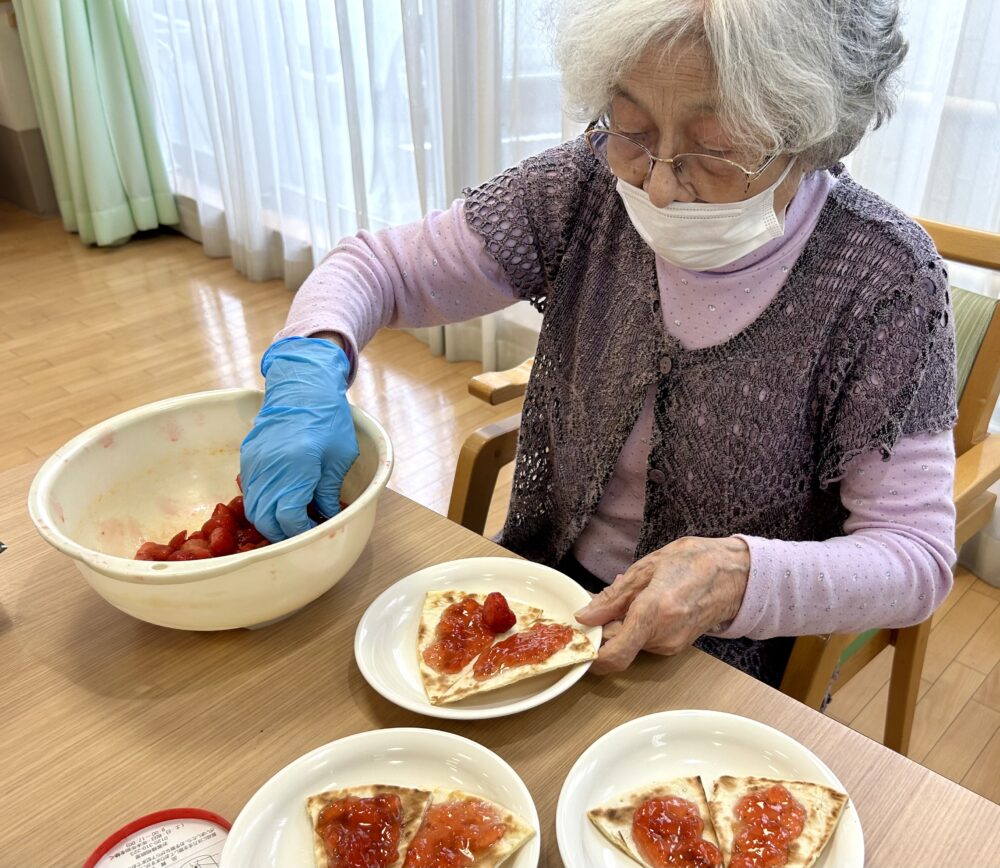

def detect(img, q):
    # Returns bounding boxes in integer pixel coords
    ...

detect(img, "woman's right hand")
[240,336,359,542]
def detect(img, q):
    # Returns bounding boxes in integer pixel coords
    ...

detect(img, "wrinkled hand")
[240,336,359,542]
[575,536,750,674]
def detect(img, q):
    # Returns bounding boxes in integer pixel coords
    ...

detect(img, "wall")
[0,2,57,215]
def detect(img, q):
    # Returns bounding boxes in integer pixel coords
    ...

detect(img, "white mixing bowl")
[28,388,393,630]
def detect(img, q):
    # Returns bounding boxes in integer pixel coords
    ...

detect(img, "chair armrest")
[916,218,1000,269]
[447,414,522,534]
[468,358,534,405]
[954,433,1000,513]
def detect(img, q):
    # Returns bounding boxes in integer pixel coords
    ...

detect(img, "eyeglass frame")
[584,120,780,198]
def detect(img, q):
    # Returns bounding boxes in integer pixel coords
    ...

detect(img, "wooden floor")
[3,201,998,802]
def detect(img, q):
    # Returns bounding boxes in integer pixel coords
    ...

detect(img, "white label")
[97,818,226,868]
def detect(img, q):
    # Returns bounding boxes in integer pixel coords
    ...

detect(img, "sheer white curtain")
[126,0,996,373]
[846,0,1000,301]
[128,0,441,286]
[125,0,564,366]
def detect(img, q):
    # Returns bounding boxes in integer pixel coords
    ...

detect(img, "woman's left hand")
[575,536,751,674]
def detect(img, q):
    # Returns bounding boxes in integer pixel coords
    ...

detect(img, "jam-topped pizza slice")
[439,617,596,705]
[588,777,723,868]
[306,784,433,868]
[708,776,848,868]
[418,590,544,704]
[402,788,534,867]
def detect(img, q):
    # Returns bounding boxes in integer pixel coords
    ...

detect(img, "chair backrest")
[916,219,1000,456]
[917,219,1000,271]
[953,287,999,397]
[951,285,997,398]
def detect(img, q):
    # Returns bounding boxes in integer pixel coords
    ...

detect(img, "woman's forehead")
[615,41,719,119]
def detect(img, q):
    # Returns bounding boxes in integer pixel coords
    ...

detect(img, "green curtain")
[12,0,178,245]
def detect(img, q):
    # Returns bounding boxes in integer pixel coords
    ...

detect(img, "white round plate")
[354,556,601,720]
[557,710,863,868]
[222,727,540,868]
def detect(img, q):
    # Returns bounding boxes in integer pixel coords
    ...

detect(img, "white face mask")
[615,157,798,271]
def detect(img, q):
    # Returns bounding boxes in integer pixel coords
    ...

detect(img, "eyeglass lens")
[587,130,751,201]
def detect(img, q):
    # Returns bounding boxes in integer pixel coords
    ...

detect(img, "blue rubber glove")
[240,336,359,542]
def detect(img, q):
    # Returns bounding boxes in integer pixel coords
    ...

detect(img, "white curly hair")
[551,0,908,168]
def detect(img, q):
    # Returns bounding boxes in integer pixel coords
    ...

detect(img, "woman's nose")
[644,160,697,208]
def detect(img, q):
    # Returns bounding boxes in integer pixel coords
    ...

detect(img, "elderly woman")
[240,0,957,687]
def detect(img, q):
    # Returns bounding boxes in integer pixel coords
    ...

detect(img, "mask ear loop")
[775,155,799,186]
[768,156,800,231]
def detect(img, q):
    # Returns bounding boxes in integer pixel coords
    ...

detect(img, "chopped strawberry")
[133,483,272,561]
[135,542,173,561]
[167,546,212,561]
[237,527,266,546]
[179,537,212,554]
[226,495,246,525]
[482,591,517,633]
[209,526,237,557]
[204,502,238,534]
[212,502,233,523]
[307,501,326,523]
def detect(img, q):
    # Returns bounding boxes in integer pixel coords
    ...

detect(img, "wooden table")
[3,459,1000,867]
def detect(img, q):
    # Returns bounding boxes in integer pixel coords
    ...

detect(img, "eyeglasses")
[584,122,779,202]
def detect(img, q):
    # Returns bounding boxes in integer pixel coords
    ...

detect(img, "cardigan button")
[647,468,666,485]
[659,356,673,374]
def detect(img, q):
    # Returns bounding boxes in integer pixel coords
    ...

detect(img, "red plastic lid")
[83,808,230,868]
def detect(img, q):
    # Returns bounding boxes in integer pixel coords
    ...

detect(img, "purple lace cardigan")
[462,139,956,681]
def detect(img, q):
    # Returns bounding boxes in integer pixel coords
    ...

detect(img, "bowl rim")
[27,388,393,585]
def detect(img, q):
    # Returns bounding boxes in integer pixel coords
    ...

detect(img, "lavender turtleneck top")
[277,169,956,640]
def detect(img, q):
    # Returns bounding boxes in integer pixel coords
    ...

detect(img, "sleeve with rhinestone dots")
[718,430,956,639]
[276,199,523,380]
[717,248,958,639]
[278,139,596,378]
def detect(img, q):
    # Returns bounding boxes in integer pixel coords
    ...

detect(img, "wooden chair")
[447,220,1000,755]
[781,221,1000,753]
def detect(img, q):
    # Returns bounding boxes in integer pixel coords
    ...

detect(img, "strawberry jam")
[730,785,806,868]
[316,793,403,868]
[403,799,506,867]
[473,622,573,680]
[422,597,495,674]
[632,796,722,868]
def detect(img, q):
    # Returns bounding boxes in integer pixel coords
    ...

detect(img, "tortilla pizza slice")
[708,776,848,868]
[417,590,543,704]
[587,777,722,867]
[306,784,432,868]
[403,788,535,867]
[439,617,596,704]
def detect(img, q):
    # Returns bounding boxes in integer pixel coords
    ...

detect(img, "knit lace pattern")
[464,138,957,685]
